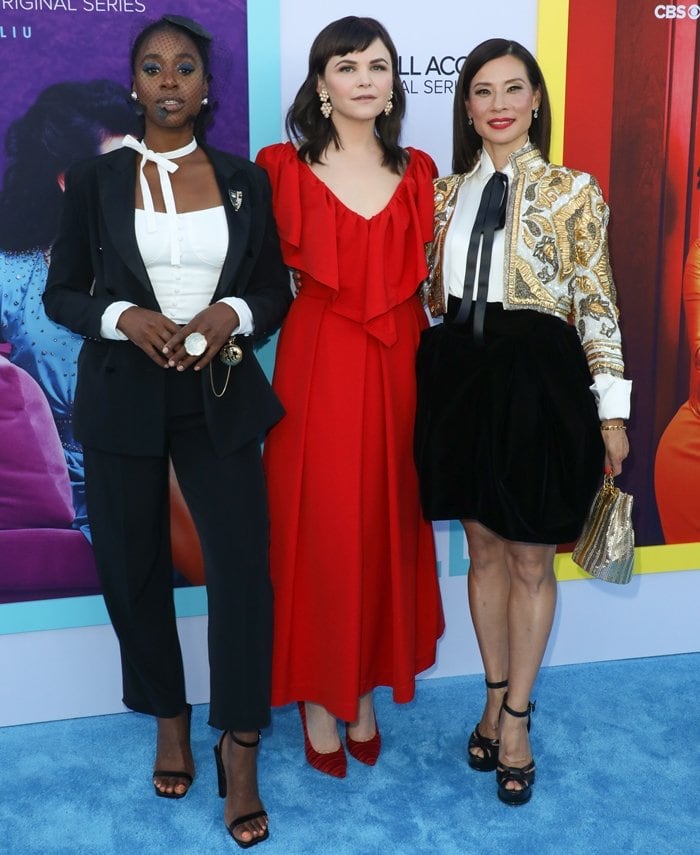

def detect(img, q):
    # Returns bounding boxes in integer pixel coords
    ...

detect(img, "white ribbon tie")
[121,134,198,266]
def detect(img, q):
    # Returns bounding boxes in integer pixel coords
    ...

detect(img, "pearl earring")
[319,88,332,119]
[533,108,539,119]
[201,97,209,106]
[130,91,138,101]
[467,116,473,126]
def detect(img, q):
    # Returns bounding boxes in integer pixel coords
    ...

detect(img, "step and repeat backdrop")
[0,0,697,725]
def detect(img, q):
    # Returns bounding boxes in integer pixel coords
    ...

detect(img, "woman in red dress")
[257,16,444,777]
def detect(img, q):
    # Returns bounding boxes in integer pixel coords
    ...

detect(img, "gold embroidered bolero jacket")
[424,144,625,378]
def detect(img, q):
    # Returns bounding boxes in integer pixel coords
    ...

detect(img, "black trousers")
[83,368,272,731]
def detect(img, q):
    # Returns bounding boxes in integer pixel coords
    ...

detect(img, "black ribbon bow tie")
[452,171,508,342]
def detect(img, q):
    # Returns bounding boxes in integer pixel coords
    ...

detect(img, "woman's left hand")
[162,303,240,371]
[602,424,630,476]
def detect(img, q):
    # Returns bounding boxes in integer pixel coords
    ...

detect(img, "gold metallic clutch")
[572,474,635,585]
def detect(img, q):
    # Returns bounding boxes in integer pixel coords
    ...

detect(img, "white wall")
[2,564,698,727]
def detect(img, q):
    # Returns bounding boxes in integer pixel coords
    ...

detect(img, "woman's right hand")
[601,424,629,477]
[291,268,301,297]
[116,306,180,368]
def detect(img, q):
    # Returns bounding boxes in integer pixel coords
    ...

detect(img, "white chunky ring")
[184,332,208,357]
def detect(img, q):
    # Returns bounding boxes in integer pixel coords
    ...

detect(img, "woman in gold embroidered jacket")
[414,38,631,806]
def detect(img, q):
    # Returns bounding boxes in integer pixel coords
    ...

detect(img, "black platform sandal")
[467,678,508,772]
[214,730,269,849]
[496,699,536,806]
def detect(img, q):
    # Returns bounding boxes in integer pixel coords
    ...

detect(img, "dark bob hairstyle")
[452,38,552,174]
[286,16,407,174]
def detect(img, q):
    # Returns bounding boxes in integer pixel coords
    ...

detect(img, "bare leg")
[222,730,268,846]
[303,701,342,753]
[463,521,510,755]
[153,707,195,796]
[499,540,556,788]
[346,691,377,742]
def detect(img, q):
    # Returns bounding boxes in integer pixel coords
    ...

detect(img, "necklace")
[152,138,198,160]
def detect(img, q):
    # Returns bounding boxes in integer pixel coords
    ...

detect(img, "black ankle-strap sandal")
[153,704,194,799]
[467,678,508,772]
[213,730,269,849]
[496,699,536,805]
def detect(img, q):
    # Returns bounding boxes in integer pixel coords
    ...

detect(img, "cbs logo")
[654,4,700,17]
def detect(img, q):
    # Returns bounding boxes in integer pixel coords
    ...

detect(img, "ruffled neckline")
[300,157,413,222]
[257,142,437,344]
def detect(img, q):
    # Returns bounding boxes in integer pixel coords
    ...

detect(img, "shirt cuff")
[100,301,136,340]
[590,374,632,420]
[218,297,254,336]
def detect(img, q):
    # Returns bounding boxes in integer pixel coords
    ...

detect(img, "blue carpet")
[2,654,697,854]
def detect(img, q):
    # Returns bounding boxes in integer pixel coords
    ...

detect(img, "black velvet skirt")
[414,300,604,544]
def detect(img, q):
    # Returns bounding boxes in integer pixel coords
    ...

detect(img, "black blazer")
[43,144,292,458]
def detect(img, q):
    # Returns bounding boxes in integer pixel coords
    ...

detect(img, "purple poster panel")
[0,1,248,604]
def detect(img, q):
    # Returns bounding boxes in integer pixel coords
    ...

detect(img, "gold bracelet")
[600,424,627,431]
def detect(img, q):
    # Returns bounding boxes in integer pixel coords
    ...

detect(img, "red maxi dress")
[256,143,444,722]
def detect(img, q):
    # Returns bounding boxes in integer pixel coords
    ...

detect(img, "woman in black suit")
[43,15,290,848]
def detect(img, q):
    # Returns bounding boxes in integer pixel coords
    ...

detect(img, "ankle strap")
[502,699,535,718]
[485,678,508,690]
[228,729,262,748]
